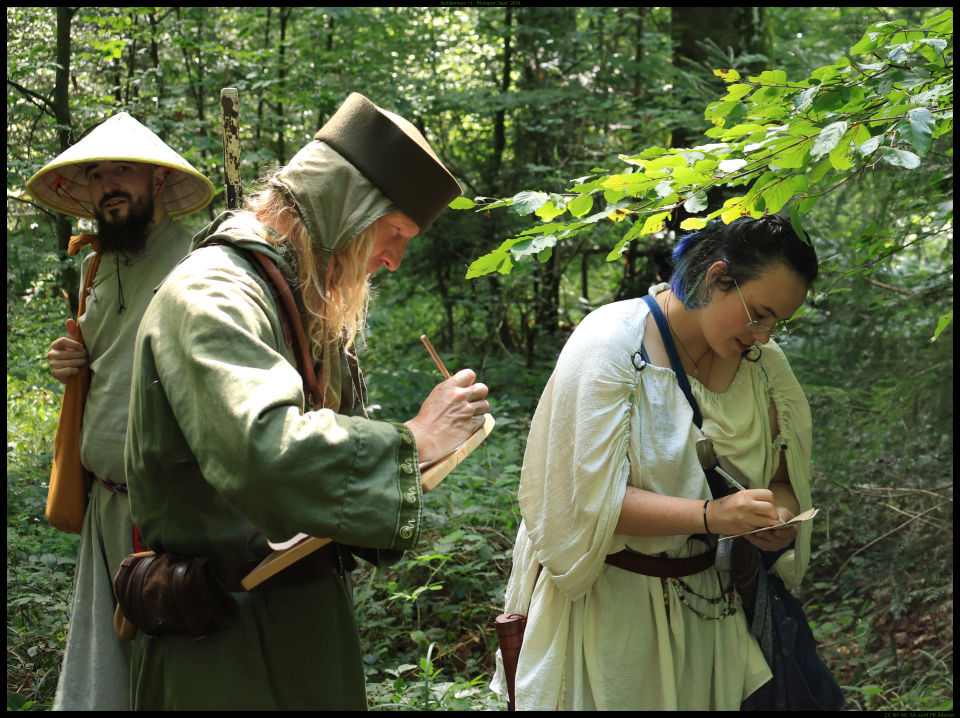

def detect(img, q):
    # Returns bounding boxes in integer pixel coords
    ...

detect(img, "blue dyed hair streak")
[668,214,818,310]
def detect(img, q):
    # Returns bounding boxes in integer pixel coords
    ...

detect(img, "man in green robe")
[29,112,214,711]
[123,93,488,709]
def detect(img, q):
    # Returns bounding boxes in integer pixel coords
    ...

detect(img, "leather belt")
[208,542,342,592]
[605,546,714,578]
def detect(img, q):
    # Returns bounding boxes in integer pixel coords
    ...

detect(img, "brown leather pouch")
[113,551,238,640]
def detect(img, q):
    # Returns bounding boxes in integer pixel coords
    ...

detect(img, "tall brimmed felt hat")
[314,93,462,233]
[26,112,215,220]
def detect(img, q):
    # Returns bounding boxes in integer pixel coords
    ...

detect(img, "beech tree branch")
[7,195,56,221]
[6,79,57,117]
[866,277,912,295]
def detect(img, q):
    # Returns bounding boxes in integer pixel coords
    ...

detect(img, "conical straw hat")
[26,112,215,220]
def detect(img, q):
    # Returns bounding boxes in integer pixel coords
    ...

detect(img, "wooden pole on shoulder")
[220,88,242,210]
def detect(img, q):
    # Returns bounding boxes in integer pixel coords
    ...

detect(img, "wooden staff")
[219,88,242,210]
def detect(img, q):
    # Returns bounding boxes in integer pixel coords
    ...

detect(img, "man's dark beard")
[93,191,156,256]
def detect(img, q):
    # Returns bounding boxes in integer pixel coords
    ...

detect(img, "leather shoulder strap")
[641,295,702,429]
[247,249,325,411]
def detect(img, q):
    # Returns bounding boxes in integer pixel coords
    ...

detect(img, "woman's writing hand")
[705,489,781,537]
[744,507,798,551]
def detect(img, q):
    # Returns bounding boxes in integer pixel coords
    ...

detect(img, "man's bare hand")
[405,369,489,463]
[47,319,88,385]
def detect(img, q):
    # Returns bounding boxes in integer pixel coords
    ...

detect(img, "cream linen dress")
[492,285,814,710]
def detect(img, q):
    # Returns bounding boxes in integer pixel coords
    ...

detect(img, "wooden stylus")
[420,334,451,379]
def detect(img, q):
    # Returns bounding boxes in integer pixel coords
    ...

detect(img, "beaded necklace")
[663,571,738,621]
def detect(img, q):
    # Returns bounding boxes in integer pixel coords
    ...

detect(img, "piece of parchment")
[717,507,819,541]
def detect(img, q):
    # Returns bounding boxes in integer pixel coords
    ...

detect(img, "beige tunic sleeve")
[694,340,814,589]
[517,301,639,601]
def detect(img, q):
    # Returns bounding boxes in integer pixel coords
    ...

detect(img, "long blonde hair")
[236,175,378,361]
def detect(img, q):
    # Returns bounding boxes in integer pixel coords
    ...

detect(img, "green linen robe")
[124,213,423,710]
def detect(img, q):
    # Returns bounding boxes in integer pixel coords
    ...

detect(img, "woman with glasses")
[494,214,819,710]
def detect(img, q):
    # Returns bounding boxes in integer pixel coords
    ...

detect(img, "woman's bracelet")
[703,500,713,534]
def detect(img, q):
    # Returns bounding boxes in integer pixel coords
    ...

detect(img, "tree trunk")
[276,7,292,164]
[487,7,511,189]
[125,11,139,105]
[149,11,165,141]
[667,7,774,234]
[258,9,270,151]
[316,16,335,131]
[513,7,576,340]
[54,7,79,314]
[633,8,644,109]
[669,6,773,149]
[176,8,215,220]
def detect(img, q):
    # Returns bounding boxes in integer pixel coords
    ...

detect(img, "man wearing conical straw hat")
[118,93,489,709]
[26,111,214,711]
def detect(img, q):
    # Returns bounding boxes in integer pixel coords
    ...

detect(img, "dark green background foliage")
[7,6,952,711]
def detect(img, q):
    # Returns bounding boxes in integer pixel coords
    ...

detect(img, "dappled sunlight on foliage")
[7,5,952,711]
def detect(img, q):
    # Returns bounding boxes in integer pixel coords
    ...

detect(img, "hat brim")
[25,112,215,220]
[26,157,215,220]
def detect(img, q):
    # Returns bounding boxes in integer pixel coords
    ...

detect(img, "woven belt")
[96,475,129,494]
[605,546,714,578]
[208,542,342,592]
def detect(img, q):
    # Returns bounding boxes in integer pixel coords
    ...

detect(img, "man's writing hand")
[405,369,489,464]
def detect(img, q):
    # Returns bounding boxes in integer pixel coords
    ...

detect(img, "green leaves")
[811,121,849,160]
[567,193,593,218]
[931,310,953,342]
[795,86,818,113]
[856,135,881,156]
[462,11,952,278]
[829,124,871,170]
[684,192,708,214]
[749,69,787,85]
[512,191,549,216]
[718,158,748,173]
[898,107,935,156]
[761,175,809,215]
[535,196,568,222]
[713,69,740,83]
[680,216,709,230]
[639,212,670,236]
[774,136,817,169]
[790,204,809,246]
[448,197,475,210]
[721,84,754,102]
[882,147,921,169]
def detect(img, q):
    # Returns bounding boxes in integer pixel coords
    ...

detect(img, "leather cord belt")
[605,547,714,578]
[95,474,129,494]
[208,542,342,592]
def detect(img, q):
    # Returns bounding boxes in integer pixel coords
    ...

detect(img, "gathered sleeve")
[759,343,814,588]
[125,246,421,558]
[517,304,642,602]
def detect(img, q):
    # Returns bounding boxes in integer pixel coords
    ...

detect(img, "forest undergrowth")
[7,277,952,711]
